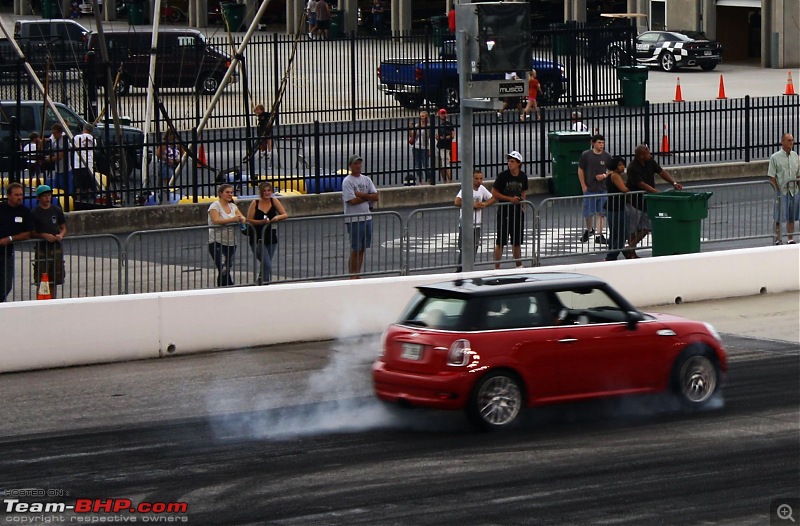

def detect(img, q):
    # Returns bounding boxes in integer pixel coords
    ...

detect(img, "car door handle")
[558,338,578,343]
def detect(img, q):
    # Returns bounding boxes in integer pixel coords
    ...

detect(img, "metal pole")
[141,0,164,177]
[457,28,474,272]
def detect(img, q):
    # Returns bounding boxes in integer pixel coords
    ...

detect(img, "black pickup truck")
[0,19,89,71]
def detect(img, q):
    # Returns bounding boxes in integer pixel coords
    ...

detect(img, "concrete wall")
[1,245,797,374]
[65,160,770,236]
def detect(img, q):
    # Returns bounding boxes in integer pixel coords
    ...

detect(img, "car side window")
[552,288,627,325]
[480,294,544,330]
[406,296,466,330]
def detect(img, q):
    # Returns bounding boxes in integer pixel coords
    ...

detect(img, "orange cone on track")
[673,76,684,102]
[660,124,671,155]
[37,272,52,300]
[785,71,797,96]
[197,145,207,168]
[717,75,727,99]
[450,139,459,163]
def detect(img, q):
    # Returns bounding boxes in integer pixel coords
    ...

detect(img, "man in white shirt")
[72,124,97,201]
[454,169,495,271]
[342,154,378,278]
[571,111,588,132]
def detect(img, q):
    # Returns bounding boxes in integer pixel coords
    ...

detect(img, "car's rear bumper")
[378,83,421,96]
[372,360,470,410]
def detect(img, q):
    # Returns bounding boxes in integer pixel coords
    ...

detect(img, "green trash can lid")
[548,131,592,140]
[645,191,713,201]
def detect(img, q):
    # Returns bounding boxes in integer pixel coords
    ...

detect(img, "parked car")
[0,19,89,72]
[609,30,723,72]
[85,29,237,95]
[372,272,727,431]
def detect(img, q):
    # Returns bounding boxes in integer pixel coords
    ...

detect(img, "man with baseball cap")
[435,109,454,183]
[31,184,67,298]
[342,154,378,278]
[0,182,33,301]
[492,150,528,269]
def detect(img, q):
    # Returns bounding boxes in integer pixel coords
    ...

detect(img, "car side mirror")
[625,310,644,330]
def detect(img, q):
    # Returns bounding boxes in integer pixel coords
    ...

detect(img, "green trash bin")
[127,1,146,25]
[221,2,246,32]
[645,191,713,256]
[617,65,648,107]
[548,131,590,196]
[328,9,343,39]
[41,0,59,18]
[432,15,448,47]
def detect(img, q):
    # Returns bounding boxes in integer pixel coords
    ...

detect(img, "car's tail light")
[415,67,423,82]
[447,339,471,367]
[376,66,381,80]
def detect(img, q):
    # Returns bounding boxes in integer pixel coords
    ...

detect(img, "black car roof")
[416,272,607,298]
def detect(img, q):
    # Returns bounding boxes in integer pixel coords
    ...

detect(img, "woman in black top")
[246,182,288,284]
[604,156,630,261]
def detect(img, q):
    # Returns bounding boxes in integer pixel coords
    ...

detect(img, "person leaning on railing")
[0,183,33,302]
[246,181,288,285]
[768,133,799,245]
[207,184,247,287]
[31,185,66,298]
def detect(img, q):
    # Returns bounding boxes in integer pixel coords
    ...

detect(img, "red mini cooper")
[372,273,727,430]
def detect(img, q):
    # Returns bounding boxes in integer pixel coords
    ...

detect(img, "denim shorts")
[774,193,800,222]
[346,220,373,251]
[583,190,607,218]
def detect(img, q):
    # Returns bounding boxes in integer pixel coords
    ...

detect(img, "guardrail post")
[350,31,357,122]
[313,120,321,193]
[644,100,651,149]
[744,95,751,163]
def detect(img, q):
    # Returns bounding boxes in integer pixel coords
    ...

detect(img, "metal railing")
[776,178,800,245]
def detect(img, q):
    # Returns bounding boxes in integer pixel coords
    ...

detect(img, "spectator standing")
[435,109,454,184]
[246,181,288,285]
[603,156,630,261]
[447,2,455,33]
[768,133,799,244]
[408,111,432,185]
[315,0,331,39]
[371,0,384,35]
[578,134,613,244]
[207,184,246,287]
[521,69,542,121]
[156,130,182,187]
[254,104,274,171]
[571,111,588,132]
[45,123,72,196]
[342,154,379,278]
[23,132,44,181]
[0,182,33,302]
[626,144,682,257]
[31,185,66,298]
[72,124,97,201]
[454,169,495,272]
[492,151,528,269]
[306,0,318,38]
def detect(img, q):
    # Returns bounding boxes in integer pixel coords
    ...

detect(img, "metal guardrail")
[776,178,800,245]
[0,181,786,302]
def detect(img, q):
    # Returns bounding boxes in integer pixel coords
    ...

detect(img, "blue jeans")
[605,207,627,260]
[0,248,13,302]
[253,242,277,284]
[411,148,430,185]
[208,242,236,287]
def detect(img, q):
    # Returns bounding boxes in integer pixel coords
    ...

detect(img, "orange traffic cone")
[660,124,671,155]
[717,75,727,99]
[785,71,797,96]
[673,76,684,102]
[196,144,207,168]
[450,140,459,163]
[37,272,52,300]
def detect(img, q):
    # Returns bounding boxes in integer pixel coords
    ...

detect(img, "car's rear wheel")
[700,62,717,71]
[659,51,677,72]
[395,93,422,109]
[467,370,523,431]
[113,76,130,96]
[197,73,222,95]
[439,83,460,112]
[671,347,719,408]
[538,78,563,106]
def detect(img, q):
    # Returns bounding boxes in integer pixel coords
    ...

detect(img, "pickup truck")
[0,100,145,180]
[378,41,568,111]
[0,19,89,71]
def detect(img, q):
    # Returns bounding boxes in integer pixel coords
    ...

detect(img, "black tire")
[538,78,563,106]
[659,51,677,72]
[439,83,460,112]
[197,73,222,95]
[168,8,184,23]
[700,62,717,71]
[608,47,623,68]
[113,76,130,96]
[670,346,720,409]
[467,370,524,431]
[395,93,422,109]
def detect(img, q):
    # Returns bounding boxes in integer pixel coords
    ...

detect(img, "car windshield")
[399,294,467,330]
[672,31,707,41]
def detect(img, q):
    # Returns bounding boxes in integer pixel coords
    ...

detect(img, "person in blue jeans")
[246,182,288,285]
[408,111,432,185]
[603,156,630,261]
[207,184,246,287]
[578,134,613,244]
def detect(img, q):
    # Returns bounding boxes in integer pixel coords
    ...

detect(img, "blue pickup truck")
[378,41,567,111]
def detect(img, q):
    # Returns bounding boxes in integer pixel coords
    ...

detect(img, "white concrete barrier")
[1,246,798,374]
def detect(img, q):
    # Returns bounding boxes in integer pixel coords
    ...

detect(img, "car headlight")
[703,322,722,342]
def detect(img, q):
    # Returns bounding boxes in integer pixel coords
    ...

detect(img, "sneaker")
[580,229,591,243]
[789,240,797,244]
[595,234,607,244]
[775,239,783,245]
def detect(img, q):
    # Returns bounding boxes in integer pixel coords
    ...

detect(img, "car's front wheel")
[538,78,564,106]
[438,82,460,112]
[197,73,222,95]
[467,370,524,431]
[671,347,720,409]
[660,51,677,72]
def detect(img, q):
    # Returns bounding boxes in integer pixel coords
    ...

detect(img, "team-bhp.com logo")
[4,497,189,523]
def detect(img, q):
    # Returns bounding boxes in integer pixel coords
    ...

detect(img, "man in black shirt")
[32,185,67,298]
[435,109,455,184]
[626,145,682,257]
[0,183,34,301]
[492,151,528,269]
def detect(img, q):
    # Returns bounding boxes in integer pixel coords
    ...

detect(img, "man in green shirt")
[768,133,800,244]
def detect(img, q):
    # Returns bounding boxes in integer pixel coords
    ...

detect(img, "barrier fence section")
[691,180,775,244]
[1,234,122,302]
[404,202,537,274]
[777,178,800,245]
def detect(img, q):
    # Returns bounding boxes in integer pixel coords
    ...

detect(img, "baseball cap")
[437,108,447,115]
[347,154,363,165]
[35,184,52,197]
[507,151,523,163]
